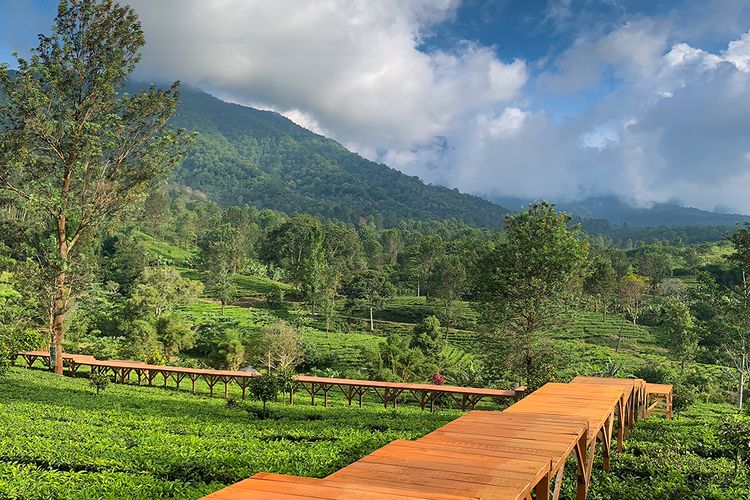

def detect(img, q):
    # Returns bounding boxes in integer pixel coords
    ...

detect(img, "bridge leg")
[534,470,551,500]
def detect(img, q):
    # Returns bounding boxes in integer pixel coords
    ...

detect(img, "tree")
[205,267,237,315]
[0,0,192,374]
[127,267,203,319]
[728,223,750,287]
[403,233,444,296]
[717,415,750,477]
[618,273,650,324]
[472,202,588,386]
[260,215,325,295]
[154,313,194,360]
[260,321,303,374]
[216,329,246,370]
[662,298,697,375]
[342,269,394,331]
[198,223,244,274]
[584,255,617,316]
[410,315,444,357]
[248,373,279,419]
[424,255,467,338]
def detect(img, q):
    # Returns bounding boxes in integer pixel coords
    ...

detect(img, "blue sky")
[3,1,750,212]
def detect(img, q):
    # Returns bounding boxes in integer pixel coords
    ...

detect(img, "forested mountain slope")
[495,195,750,227]
[164,84,509,227]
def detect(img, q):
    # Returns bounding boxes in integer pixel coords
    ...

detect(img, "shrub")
[265,286,285,305]
[717,415,750,477]
[89,372,110,395]
[248,373,279,418]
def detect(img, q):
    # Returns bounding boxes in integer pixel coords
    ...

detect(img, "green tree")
[424,254,467,338]
[410,315,444,358]
[662,297,697,375]
[472,202,588,386]
[127,267,203,319]
[729,224,750,287]
[342,269,394,331]
[403,233,444,297]
[717,415,750,477]
[618,273,650,325]
[260,215,325,299]
[584,254,617,316]
[154,313,194,360]
[205,266,237,315]
[0,0,191,374]
[248,373,279,418]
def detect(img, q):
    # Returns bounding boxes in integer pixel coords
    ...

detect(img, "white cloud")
[121,1,750,214]
[128,0,526,153]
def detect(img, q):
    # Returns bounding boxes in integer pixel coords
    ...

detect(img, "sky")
[2,1,750,213]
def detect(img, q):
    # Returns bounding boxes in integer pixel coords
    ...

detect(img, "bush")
[248,374,279,418]
[88,372,110,395]
[265,286,285,305]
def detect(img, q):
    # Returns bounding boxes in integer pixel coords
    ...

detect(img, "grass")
[0,367,460,500]
[132,230,194,264]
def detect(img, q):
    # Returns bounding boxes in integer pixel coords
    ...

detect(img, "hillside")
[163,84,509,228]
[495,195,750,227]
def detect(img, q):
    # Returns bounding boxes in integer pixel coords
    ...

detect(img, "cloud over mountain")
[6,0,746,213]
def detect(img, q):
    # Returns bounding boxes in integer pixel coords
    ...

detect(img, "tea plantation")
[0,367,459,499]
[1,366,748,499]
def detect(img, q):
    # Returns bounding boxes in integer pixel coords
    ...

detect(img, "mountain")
[492,195,750,228]
[165,84,509,228]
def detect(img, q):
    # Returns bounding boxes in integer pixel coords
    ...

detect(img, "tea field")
[0,367,460,500]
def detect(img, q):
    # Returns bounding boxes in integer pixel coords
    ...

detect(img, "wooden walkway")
[16,352,673,499]
[204,377,672,500]
[645,383,673,419]
[16,351,524,408]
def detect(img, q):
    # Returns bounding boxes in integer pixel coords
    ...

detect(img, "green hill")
[162,84,509,228]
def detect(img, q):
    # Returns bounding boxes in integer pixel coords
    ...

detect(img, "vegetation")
[1,2,750,499]
[0,367,458,499]
[0,0,191,374]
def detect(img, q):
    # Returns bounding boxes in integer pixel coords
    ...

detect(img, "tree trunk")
[416,281,420,298]
[221,300,226,315]
[51,269,66,375]
[369,306,374,332]
[739,364,745,412]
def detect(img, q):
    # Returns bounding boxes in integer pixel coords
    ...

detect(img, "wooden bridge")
[16,351,672,499]
[203,377,671,500]
[16,351,525,409]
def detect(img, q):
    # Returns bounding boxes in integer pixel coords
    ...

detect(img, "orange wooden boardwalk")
[17,352,524,408]
[16,352,672,499]
[204,378,672,500]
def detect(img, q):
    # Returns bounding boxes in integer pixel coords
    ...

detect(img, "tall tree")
[618,273,650,325]
[584,254,617,316]
[424,254,467,338]
[472,202,588,386]
[0,0,191,374]
[343,269,394,331]
[260,215,324,297]
[662,297,697,375]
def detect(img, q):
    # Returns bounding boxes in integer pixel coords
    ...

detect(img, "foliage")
[342,269,394,331]
[717,414,750,477]
[472,202,588,386]
[661,298,698,374]
[424,254,467,334]
[0,0,192,373]
[409,316,444,358]
[88,371,110,395]
[0,367,458,499]
[170,86,509,228]
[618,273,650,324]
[247,373,279,418]
[259,321,303,373]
